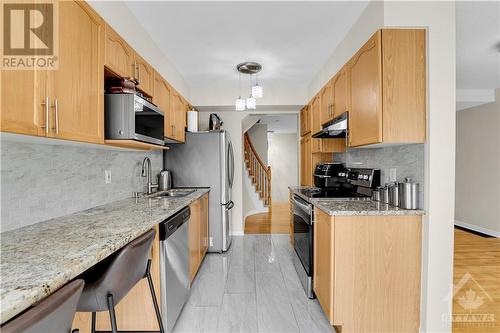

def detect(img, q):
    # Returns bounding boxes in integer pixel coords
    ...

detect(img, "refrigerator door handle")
[224,201,234,210]
[228,140,234,188]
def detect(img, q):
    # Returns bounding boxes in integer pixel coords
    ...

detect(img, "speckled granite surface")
[0,188,209,324]
[310,198,425,216]
[289,187,424,216]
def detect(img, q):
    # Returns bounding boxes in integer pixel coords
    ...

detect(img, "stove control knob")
[363,175,369,180]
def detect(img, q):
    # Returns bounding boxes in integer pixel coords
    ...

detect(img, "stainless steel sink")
[152,189,195,199]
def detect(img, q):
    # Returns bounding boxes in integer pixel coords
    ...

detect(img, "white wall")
[247,123,268,165]
[87,1,190,99]
[268,133,298,203]
[455,88,500,236]
[309,2,456,331]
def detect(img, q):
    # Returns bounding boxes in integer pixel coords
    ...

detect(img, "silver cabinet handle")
[53,98,59,134]
[41,96,49,133]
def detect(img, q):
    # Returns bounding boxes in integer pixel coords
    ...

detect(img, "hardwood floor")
[452,228,500,333]
[244,203,290,234]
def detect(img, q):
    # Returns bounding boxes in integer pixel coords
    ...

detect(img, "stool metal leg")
[146,259,165,333]
[91,312,96,333]
[106,294,118,333]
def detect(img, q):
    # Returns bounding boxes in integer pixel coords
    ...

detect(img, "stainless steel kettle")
[158,170,172,191]
[209,113,223,130]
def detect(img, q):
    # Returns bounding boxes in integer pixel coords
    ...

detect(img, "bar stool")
[77,228,164,333]
[1,279,84,333]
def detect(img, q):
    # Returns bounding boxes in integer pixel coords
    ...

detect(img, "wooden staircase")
[244,132,272,211]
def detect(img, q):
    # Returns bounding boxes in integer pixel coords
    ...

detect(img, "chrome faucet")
[141,157,158,195]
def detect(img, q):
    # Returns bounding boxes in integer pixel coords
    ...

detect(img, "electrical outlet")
[209,237,214,247]
[389,168,397,182]
[105,170,112,184]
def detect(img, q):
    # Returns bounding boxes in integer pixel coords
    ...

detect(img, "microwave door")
[134,100,165,145]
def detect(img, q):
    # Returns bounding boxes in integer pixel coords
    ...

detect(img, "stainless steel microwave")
[105,94,165,146]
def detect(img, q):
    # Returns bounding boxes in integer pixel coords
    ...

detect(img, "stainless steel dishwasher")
[159,206,190,332]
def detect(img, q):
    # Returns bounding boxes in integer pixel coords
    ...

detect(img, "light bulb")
[235,97,245,111]
[246,96,256,110]
[251,84,263,99]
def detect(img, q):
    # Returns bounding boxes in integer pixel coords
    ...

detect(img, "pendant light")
[236,62,263,110]
[251,73,263,99]
[235,72,245,111]
[246,73,256,109]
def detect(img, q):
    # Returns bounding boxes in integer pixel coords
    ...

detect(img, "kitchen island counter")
[310,198,425,216]
[0,188,209,324]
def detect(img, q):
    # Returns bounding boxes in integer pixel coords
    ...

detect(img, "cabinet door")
[135,54,154,97]
[50,0,103,144]
[200,194,209,258]
[320,83,332,125]
[153,72,171,139]
[300,135,312,186]
[104,24,134,78]
[1,69,48,136]
[170,92,185,142]
[348,31,382,147]
[332,68,348,119]
[311,95,321,134]
[189,198,201,282]
[313,208,334,324]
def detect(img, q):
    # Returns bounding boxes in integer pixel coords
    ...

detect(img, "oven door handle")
[293,195,313,216]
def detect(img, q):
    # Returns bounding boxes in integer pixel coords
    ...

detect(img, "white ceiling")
[456,1,500,110]
[125,1,369,106]
[259,114,298,134]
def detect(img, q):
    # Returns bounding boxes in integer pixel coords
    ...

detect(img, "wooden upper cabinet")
[348,30,383,147]
[331,68,349,119]
[134,54,154,97]
[314,208,335,325]
[320,82,333,125]
[0,69,48,136]
[348,29,426,147]
[153,71,171,140]
[311,95,321,134]
[381,29,426,143]
[104,24,134,78]
[300,105,311,137]
[50,1,104,144]
[168,91,185,142]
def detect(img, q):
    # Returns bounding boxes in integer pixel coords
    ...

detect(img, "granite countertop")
[310,198,425,216]
[0,188,209,324]
[289,186,424,216]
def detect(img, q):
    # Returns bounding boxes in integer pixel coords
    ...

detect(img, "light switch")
[105,170,112,184]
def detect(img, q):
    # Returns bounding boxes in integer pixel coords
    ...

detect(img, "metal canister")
[389,182,399,207]
[371,186,382,202]
[381,185,390,204]
[399,177,419,209]
[158,170,172,191]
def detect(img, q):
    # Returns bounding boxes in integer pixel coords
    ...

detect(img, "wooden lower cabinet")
[189,193,209,282]
[72,225,161,332]
[313,208,422,332]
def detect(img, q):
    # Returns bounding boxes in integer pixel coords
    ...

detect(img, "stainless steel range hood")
[312,112,348,138]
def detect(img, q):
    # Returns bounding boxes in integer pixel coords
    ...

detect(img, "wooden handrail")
[244,132,271,210]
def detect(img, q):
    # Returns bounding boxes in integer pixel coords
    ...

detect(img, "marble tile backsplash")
[334,144,425,207]
[1,140,162,232]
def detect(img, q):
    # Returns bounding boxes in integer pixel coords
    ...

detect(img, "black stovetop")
[297,187,368,199]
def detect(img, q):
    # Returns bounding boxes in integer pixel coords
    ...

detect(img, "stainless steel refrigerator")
[164,131,234,252]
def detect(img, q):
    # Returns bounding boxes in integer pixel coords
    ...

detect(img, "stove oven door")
[292,195,313,277]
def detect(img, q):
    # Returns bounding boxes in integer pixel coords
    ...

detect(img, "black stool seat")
[77,228,164,333]
[1,279,84,333]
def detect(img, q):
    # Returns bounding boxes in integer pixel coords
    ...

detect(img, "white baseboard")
[231,231,245,236]
[454,220,500,237]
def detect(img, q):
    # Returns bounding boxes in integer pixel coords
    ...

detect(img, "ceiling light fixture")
[235,62,262,111]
